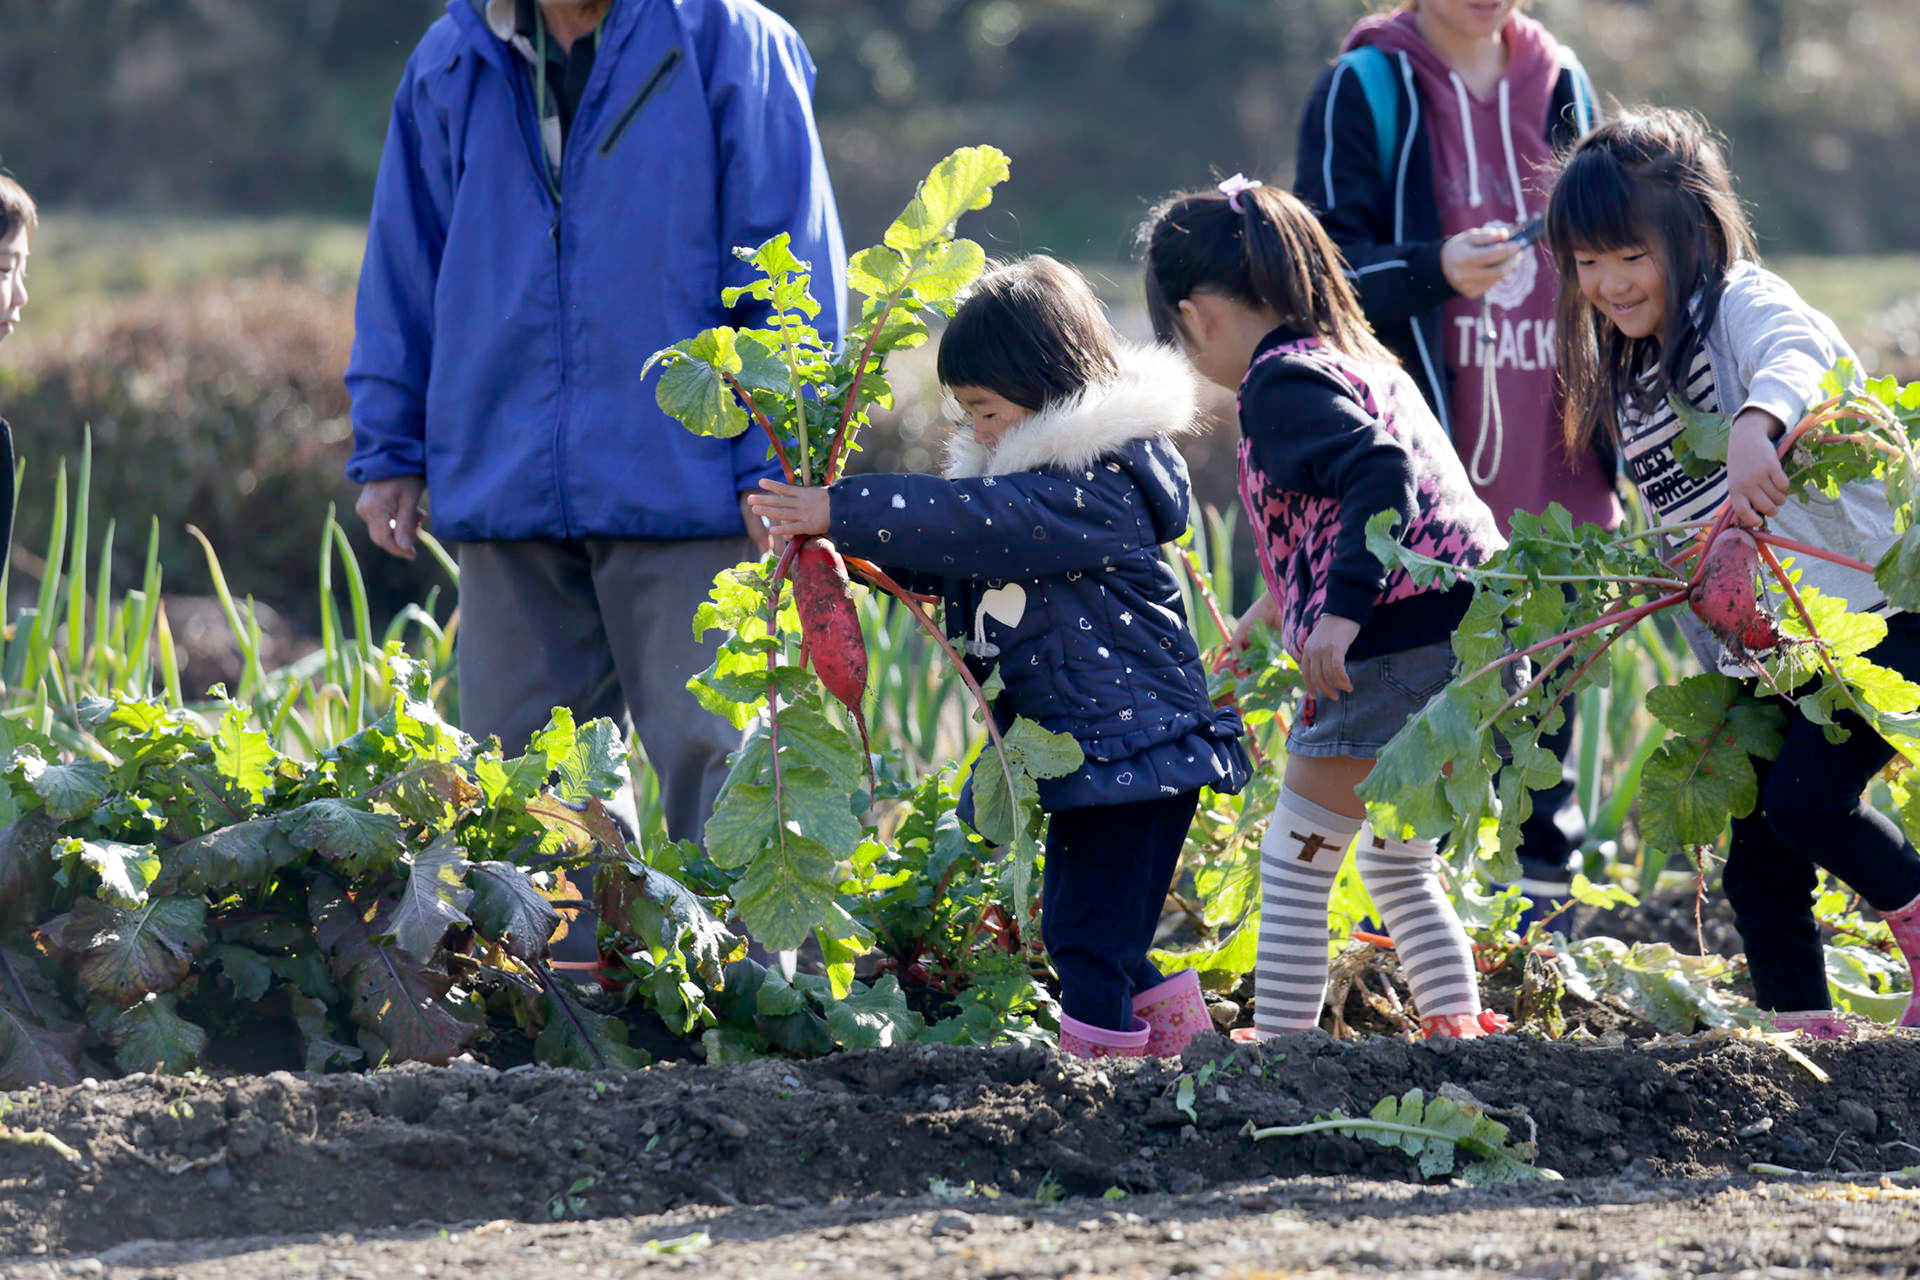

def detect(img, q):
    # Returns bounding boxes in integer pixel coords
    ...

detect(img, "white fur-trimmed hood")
[942,343,1203,479]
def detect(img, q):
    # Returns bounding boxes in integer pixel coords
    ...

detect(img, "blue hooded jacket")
[829,345,1250,813]
[346,0,847,543]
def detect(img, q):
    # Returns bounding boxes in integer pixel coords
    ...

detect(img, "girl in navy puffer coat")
[751,256,1248,1059]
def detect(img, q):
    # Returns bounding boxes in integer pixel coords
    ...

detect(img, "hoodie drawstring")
[1467,80,1534,490]
[1451,73,1482,208]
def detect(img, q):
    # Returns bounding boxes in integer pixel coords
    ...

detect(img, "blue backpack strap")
[1334,47,1401,187]
[1557,46,1598,136]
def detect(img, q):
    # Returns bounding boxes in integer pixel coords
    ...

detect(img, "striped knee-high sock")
[1255,790,1362,1034]
[1355,824,1481,1019]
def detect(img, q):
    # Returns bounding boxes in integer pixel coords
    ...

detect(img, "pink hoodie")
[1343,10,1619,533]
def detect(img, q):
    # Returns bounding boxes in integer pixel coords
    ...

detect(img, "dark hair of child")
[0,175,37,241]
[1137,183,1394,366]
[1545,107,1757,456]
[935,255,1122,412]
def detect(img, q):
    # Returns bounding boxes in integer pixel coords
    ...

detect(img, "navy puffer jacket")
[830,344,1250,812]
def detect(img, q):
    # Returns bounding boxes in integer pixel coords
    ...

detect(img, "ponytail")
[1139,181,1394,366]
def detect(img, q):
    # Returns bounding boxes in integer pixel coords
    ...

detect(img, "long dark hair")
[1137,183,1394,365]
[1545,107,1757,455]
[935,255,1122,411]
[0,174,36,241]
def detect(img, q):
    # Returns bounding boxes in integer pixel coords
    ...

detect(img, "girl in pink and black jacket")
[1296,0,1618,918]
[1141,179,1507,1039]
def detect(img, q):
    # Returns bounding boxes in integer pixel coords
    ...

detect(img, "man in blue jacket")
[347,0,846,965]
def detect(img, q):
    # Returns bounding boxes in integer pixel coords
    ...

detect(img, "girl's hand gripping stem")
[1231,588,1282,651]
[1726,408,1790,529]
[750,479,831,541]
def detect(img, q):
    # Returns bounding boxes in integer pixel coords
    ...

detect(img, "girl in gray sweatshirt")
[1546,106,1920,1038]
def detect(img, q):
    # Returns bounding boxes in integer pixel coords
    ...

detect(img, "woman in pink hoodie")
[1294,0,1619,918]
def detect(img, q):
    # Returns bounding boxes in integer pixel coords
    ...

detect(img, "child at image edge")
[0,175,34,550]
[750,256,1251,1060]
[1141,177,1510,1040]
[1546,108,1920,1037]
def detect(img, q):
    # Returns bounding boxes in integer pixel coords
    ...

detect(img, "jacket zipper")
[509,40,574,536]
[599,47,682,156]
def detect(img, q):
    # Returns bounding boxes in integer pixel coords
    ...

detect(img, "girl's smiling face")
[0,227,29,343]
[951,386,1032,449]
[1575,243,1668,341]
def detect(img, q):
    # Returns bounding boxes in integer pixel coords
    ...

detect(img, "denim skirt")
[1286,638,1455,760]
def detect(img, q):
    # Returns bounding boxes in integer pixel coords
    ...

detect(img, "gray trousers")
[456,537,752,962]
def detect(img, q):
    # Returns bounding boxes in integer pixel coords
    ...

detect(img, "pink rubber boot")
[1770,1009,1869,1039]
[1058,1012,1151,1059]
[1884,892,1920,1028]
[1133,970,1209,1057]
[1420,1010,1510,1040]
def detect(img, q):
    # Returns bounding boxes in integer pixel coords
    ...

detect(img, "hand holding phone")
[1507,213,1546,248]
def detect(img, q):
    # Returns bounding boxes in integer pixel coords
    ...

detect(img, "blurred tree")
[0,0,1913,253]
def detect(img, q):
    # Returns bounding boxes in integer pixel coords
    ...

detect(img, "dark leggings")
[1042,790,1201,1031]
[1725,613,1920,1010]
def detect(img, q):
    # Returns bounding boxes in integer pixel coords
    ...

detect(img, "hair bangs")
[936,256,1121,411]
[1546,147,1646,257]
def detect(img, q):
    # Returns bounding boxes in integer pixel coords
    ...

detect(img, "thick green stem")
[723,373,796,484]
[824,295,899,485]
[1476,591,1685,734]
[1751,531,1874,574]
[763,540,803,844]
[848,561,1022,834]
[1461,589,1690,689]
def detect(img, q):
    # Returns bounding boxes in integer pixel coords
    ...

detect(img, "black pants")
[1042,790,1201,1031]
[1725,612,1920,1010]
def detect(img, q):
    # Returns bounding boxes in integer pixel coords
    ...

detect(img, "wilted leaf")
[310,879,477,1065]
[469,860,564,963]
[40,896,207,1006]
[386,834,474,960]
[0,945,86,1088]
[525,794,631,861]
[598,857,737,983]
[366,762,483,828]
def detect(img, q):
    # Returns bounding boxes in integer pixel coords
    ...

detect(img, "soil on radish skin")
[3,1029,1915,1261]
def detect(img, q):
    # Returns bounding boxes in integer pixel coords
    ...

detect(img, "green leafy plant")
[1362,369,1920,887]
[0,649,715,1087]
[1245,1086,1560,1185]
[646,146,1082,996]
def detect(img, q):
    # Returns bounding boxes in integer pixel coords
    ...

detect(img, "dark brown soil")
[10,1173,1915,1280]
[3,1030,1916,1265]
